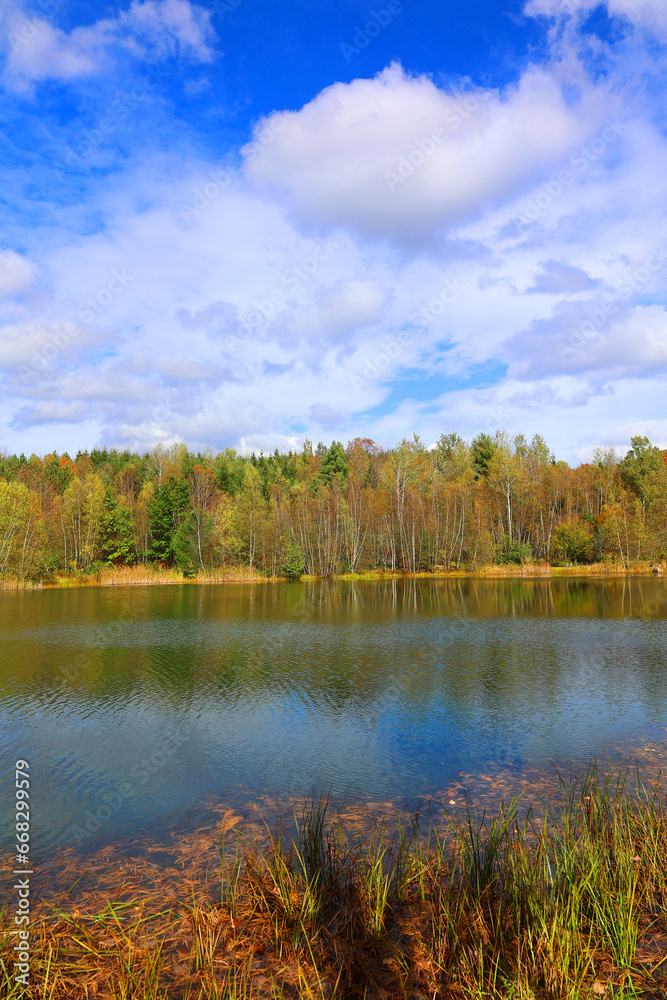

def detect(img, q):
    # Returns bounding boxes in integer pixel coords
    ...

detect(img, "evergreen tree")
[172,510,210,576]
[43,455,73,494]
[471,433,497,479]
[100,490,136,565]
[282,543,305,579]
[620,436,667,510]
[148,477,190,563]
[320,441,348,486]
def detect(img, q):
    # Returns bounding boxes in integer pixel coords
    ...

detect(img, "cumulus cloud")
[243,62,602,246]
[2,0,215,91]
[1,3,666,459]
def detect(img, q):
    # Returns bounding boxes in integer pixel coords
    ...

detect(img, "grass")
[95,564,270,586]
[2,559,663,591]
[0,577,44,590]
[0,564,271,589]
[2,765,667,998]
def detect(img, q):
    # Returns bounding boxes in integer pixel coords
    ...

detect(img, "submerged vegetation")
[2,766,667,998]
[1,432,666,585]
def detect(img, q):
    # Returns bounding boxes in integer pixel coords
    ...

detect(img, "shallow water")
[1,576,666,860]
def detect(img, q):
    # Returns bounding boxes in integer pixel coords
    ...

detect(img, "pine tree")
[320,441,348,486]
[100,490,136,565]
[148,477,190,564]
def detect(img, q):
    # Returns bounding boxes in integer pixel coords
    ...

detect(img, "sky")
[0,0,666,463]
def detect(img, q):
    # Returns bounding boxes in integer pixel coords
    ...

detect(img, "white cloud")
[5,126,666,458]
[527,260,601,293]
[0,320,102,372]
[310,403,345,427]
[1,5,667,460]
[243,62,604,246]
[117,0,215,60]
[0,250,36,295]
[525,0,667,37]
[2,0,215,91]
[508,303,667,380]
[281,280,390,341]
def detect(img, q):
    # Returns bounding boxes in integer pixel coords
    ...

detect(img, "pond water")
[1,577,666,860]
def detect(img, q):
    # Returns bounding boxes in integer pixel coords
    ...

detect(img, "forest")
[0,431,666,582]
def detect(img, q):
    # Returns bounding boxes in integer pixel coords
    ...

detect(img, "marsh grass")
[2,765,667,998]
[0,577,44,590]
[2,560,661,591]
[96,565,269,586]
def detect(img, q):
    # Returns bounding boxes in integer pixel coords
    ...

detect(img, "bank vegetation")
[1,432,666,586]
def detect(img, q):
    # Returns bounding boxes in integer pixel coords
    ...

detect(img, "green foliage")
[436,432,465,460]
[620,435,667,508]
[2,432,667,581]
[436,432,472,480]
[319,441,348,486]
[43,455,72,494]
[282,543,306,579]
[148,477,190,564]
[99,490,136,566]
[495,534,533,565]
[471,432,497,479]
[214,450,245,495]
[551,518,593,564]
[172,510,209,576]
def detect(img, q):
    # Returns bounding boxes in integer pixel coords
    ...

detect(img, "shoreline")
[0,560,664,591]
[3,764,666,999]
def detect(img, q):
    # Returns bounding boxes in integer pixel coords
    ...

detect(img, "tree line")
[0,432,666,581]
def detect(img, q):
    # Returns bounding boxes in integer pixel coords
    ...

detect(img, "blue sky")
[0,0,666,461]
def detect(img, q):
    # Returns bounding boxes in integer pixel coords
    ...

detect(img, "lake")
[1,576,666,860]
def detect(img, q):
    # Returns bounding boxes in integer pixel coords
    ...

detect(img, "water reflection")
[0,577,665,858]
